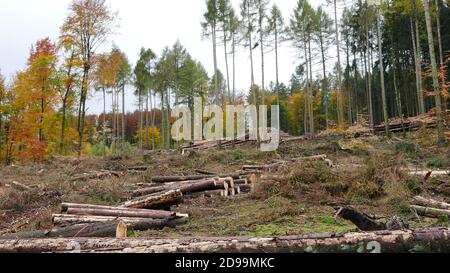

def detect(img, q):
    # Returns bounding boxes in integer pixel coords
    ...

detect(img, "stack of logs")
[180,132,311,155]
[131,172,256,200]
[411,196,450,219]
[373,109,448,135]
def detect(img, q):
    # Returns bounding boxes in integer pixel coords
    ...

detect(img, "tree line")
[0,0,448,163]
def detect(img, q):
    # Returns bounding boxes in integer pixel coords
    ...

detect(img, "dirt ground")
[0,129,449,237]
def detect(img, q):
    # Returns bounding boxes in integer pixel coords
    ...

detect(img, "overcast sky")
[0,0,350,114]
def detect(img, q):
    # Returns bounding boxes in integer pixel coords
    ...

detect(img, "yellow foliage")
[135,127,161,147]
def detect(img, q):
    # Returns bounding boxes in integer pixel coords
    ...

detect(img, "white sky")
[0,0,350,114]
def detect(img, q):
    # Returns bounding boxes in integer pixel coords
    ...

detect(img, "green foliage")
[395,140,417,154]
[91,142,110,157]
[426,158,450,168]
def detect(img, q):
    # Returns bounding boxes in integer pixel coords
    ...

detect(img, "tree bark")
[414,1,425,114]
[422,0,445,144]
[334,0,344,127]
[1,228,449,253]
[376,7,390,137]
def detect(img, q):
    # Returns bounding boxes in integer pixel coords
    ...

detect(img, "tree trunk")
[146,92,150,149]
[65,207,177,219]
[150,92,155,150]
[224,33,231,102]
[307,32,314,136]
[376,8,390,137]
[422,0,445,144]
[334,0,344,128]
[275,24,280,106]
[60,97,67,153]
[232,32,236,104]
[122,82,125,145]
[121,189,183,210]
[435,0,443,67]
[319,29,329,130]
[2,228,449,253]
[260,8,265,106]
[139,90,143,150]
[77,66,89,157]
[410,17,421,116]
[414,1,425,114]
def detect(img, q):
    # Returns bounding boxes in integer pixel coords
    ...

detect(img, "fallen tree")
[0,228,449,253]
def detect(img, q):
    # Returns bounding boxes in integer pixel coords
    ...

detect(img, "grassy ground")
[0,129,449,237]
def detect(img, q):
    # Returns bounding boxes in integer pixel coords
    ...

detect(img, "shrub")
[91,142,111,157]
[395,140,417,154]
[426,158,450,168]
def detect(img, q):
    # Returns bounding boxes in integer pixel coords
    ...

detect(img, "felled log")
[61,203,179,219]
[149,172,252,184]
[1,228,449,253]
[407,170,450,177]
[413,196,450,210]
[0,218,187,240]
[195,169,218,175]
[336,207,386,231]
[131,186,172,197]
[127,166,149,172]
[242,162,282,172]
[132,178,219,197]
[184,189,224,199]
[53,214,158,226]
[411,205,450,218]
[121,189,183,210]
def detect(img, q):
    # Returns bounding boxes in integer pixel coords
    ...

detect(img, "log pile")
[1,228,449,253]
[373,109,447,135]
[180,131,312,154]
[411,196,450,219]
[132,172,255,201]
[0,201,189,240]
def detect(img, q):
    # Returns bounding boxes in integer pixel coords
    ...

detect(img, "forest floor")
[0,128,449,238]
